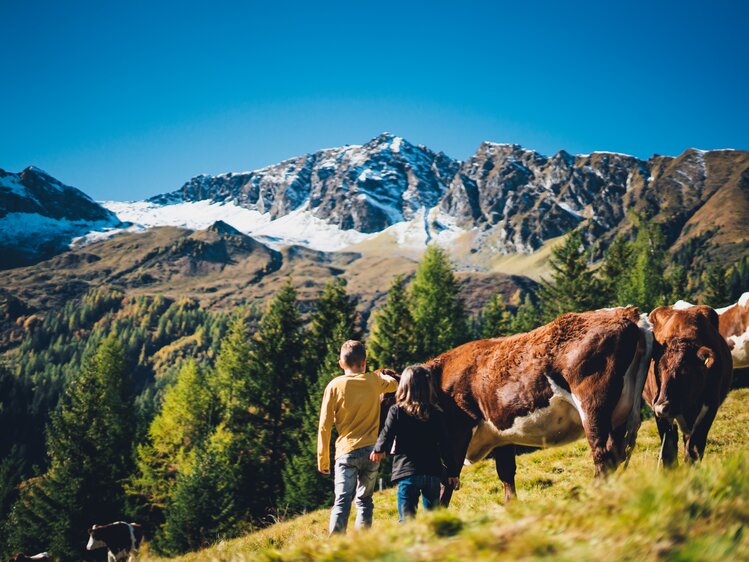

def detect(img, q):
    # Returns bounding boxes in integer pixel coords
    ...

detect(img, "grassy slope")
[139,388,749,562]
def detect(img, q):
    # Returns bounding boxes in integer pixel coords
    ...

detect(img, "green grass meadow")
[139,389,749,562]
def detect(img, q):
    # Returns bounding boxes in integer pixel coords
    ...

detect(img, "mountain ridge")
[2,135,748,273]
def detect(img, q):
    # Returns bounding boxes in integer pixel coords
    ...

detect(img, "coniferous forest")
[1,221,748,561]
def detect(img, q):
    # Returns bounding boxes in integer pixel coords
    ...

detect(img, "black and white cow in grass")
[86,522,143,562]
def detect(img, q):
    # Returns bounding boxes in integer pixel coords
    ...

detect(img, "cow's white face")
[86,525,107,550]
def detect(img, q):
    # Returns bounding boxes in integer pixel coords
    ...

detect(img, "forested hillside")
[1,219,747,560]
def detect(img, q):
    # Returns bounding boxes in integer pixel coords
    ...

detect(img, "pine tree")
[727,256,749,301]
[247,281,306,508]
[159,427,239,555]
[704,264,731,307]
[510,294,544,334]
[6,335,134,562]
[539,230,602,318]
[215,310,253,414]
[666,264,689,304]
[619,219,670,311]
[480,292,513,339]
[127,361,218,517]
[304,279,360,383]
[369,274,416,371]
[410,245,468,361]
[598,235,634,306]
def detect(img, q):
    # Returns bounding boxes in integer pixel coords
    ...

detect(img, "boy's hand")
[447,476,460,490]
[319,469,330,476]
[370,451,386,462]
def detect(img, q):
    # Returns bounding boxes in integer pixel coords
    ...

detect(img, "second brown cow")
[643,305,733,466]
[428,306,653,505]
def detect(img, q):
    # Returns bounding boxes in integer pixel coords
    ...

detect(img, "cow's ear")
[697,346,715,369]
[649,306,672,330]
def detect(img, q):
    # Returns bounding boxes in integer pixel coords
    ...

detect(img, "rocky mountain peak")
[0,167,121,268]
[206,220,243,237]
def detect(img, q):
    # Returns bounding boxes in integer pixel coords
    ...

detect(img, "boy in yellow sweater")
[317,340,398,534]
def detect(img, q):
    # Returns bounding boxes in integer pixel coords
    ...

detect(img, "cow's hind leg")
[492,445,517,503]
[606,424,627,466]
[656,417,678,468]
[583,411,617,477]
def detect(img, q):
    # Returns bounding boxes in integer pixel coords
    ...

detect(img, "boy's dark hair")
[340,340,366,369]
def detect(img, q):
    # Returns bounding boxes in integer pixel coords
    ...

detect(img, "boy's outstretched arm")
[317,383,335,474]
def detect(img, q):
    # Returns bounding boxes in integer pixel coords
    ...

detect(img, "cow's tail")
[622,312,654,467]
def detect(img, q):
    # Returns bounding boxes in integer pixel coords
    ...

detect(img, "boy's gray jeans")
[329,445,380,534]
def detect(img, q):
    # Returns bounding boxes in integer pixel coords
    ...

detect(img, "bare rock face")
[150,135,749,261]
[440,144,650,253]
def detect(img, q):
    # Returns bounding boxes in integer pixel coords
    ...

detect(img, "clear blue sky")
[2,0,747,200]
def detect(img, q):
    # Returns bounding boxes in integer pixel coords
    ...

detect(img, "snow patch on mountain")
[0,212,118,248]
[102,200,272,232]
[0,174,32,199]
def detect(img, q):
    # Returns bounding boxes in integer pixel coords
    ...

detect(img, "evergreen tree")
[666,264,689,304]
[159,427,239,555]
[619,219,670,311]
[128,361,218,517]
[510,293,544,334]
[247,282,306,508]
[369,274,416,371]
[727,256,749,301]
[410,245,468,361]
[704,264,731,307]
[598,235,634,306]
[6,335,134,562]
[304,279,360,383]
[215,310,253,414]
[539,230,601,318]
[480,292,513,339]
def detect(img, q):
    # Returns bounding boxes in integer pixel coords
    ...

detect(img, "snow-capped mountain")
[149,133,458,233]
[105,134,749,261]
[0,166,121,268]
[3,136,748,271]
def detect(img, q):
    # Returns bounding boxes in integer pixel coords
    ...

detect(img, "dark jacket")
[374,404,458,481]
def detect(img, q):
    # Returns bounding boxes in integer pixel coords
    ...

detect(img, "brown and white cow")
[429,306,653,505]
[87,522,143,562]
[643,305,733,466]
[8,554,52,562]
[673,292,749,369]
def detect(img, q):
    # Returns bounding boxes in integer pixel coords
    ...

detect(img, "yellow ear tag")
[703,356,710,366]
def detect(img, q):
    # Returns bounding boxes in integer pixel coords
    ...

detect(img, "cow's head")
[649,306,718,420]
[86,525,107,551]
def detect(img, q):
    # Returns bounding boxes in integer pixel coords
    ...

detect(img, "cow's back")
[431,307,644,454]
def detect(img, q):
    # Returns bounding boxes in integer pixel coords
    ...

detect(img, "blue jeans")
[329,445,380,534]
[397,474,441,522]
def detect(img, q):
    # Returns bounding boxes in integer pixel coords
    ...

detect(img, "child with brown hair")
[370,364,460,522]
[318,340,398,534]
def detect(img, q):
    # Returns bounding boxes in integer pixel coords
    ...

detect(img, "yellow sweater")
[317,371,399,472]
